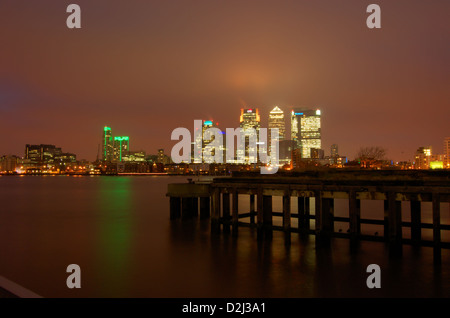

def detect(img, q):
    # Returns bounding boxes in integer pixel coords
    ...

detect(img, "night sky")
[1,0,449,161]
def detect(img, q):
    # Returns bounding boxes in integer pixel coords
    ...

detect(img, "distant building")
[414,146,432,169]
[25,144,75,165]
[311,148,324,159]
[279,140,295,166]
[268,106,285,155]
[444,137,450,169]
[54,153,77,165]
[0,155,18,173]
[239,108,261,163]
[102,126,114,162]
[331,144,339,158]
[146,154,158,163]
[429,159,444,169]
[122,150,146,162]
[157,149,171,165]
[240,108,261,131]
[200,120,225,163]
[25,144,61,163]
[113,136,129,162]
[291,108,321,159]
[25,144,41,163]
[334,156,347,168]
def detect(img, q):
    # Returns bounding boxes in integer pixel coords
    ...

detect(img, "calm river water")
[0,175,449,297]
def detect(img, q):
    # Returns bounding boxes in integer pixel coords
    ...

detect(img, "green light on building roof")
[114,136,129,141]
[104,126,111,131]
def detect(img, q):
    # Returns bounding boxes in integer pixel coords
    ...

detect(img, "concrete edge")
[0,275,42,298]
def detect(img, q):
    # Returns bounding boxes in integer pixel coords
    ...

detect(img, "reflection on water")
[0,176,449,297]
[95,177,133,296]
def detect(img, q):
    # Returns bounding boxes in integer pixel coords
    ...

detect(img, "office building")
[279,140,295,166]
[191,120,225,163]
[113,136,129,162]
[157,149,171,165]
[24,144,76,170]
[331,144,339,158]
[239,108,261,163]
[291,108,321,159]
[311,148,325,159]
[268,106,285,151]
[0,155,18,173]
[122,150,146,162]
[103,126,114,162]
[414,146,432,169]
[25,144,63,163]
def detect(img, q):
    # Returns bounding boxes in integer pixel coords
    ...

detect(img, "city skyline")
[1,105,449,166]
[0,1,449,162]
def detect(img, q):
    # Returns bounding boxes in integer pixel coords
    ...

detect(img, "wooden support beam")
[383,199,389,242]
[315,191,332,247]
[249,194,255,224]
[349,190,361,252]
[232,189,239,236]
[169,197,181,220]
[315,191,322,236]
[298,197,305,233]
[200,197,210,219]
[192,197,198,217]
[349,190,361,239]
[263,195,273,239]
[283,194,291,244]
[211,188,221,234]
[222,192,231,234]
[410,200,421,245]
[432,192,441,265]
[182,197,193,219]
[316,193,333,247]
[305,197,311,231]
[257,187,264,240]
[323,198,334,233]
[388,192,402,257]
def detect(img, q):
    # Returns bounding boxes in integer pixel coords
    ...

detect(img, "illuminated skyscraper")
[268,106,285,154]
[202,120,225,163]
[102,126,114,162]
[291,108,321,159]
[240,108,261,163]
[192,120,225,163]
[240,108,260,131]
[201,120,218,159]
[113,136,129,162]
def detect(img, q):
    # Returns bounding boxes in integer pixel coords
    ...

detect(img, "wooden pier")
[167,170,450,263]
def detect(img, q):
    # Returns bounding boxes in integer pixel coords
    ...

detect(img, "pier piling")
[222,193,231,233]
[283,194,291,244]
[410,199,421,245]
